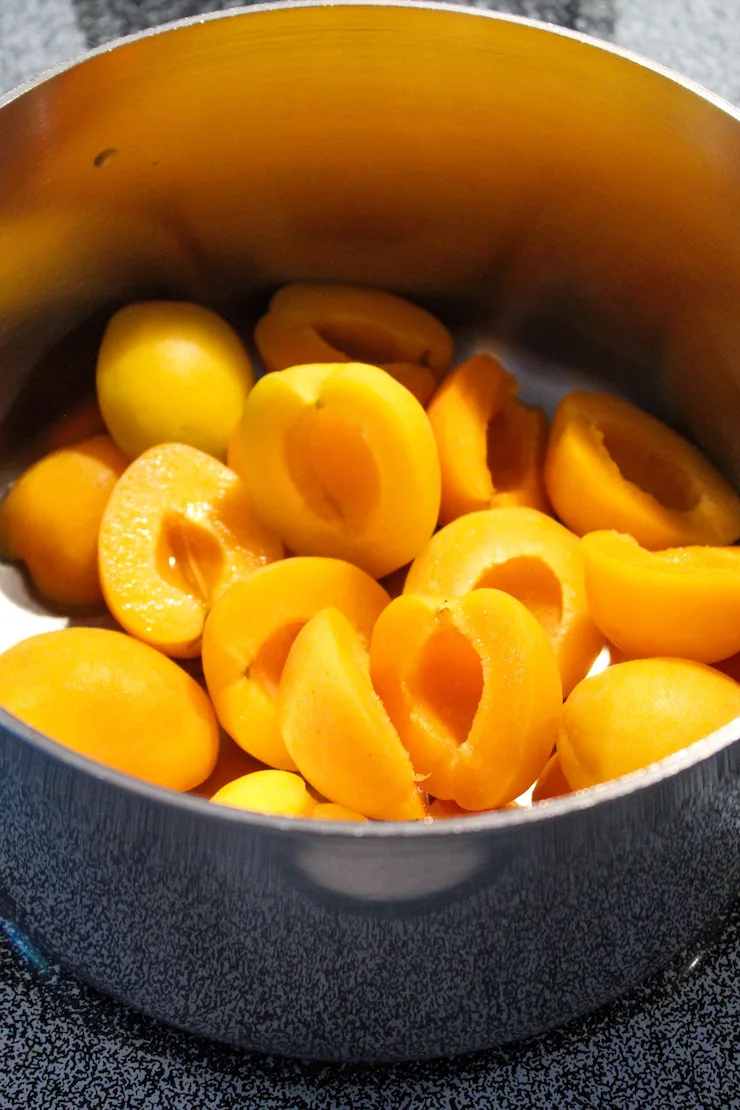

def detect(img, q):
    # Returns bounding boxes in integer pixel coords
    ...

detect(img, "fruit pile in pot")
[2,283,740,822]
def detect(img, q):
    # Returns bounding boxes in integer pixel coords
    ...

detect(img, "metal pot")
[1,2,740,1062]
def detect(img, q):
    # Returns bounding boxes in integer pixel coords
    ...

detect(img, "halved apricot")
[238,362,440,578]
[202,557,390,770]
[211,769,315,816]
[404,506,603,695]
[558,658,740,790]
[1,434,128,607]
[254,282,452,401]
[427,354,549,524]
[532,752,571,802]
[370,589,561,811]
[583,530,740,663]
[278,607,427,821]
[0,627,218,790]
[311,803,368,823]
[99,443,283,658]
[97,301,254,461]
[544,391,740,547]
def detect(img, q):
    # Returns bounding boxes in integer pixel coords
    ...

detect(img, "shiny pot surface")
[1,2,740,1062]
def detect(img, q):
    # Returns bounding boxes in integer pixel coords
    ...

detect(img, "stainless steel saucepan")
[1,2,739,1062]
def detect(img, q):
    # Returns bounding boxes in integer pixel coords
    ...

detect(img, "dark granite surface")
[1,1,740,1106]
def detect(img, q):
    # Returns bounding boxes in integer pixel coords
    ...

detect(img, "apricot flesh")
[583,530,740,664]
[427,354,548,524]
[558,658,740,790]
[0,628,218,789]
[97,301,254,461]
[405,506,603,696]
[544,391,740,547]
[278,607,427,821]
[1,434,128,607]
[202,556,390,770]
[254,282,453,386]
[238,362,440,578]
[99,442,283,657]
[370,589,562,810]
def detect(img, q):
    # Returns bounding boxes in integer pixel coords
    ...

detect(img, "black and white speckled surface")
[2,1,740,1105]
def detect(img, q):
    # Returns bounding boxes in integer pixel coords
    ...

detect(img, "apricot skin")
[558,658,740,790]
[0,628,218,790]
[1,434,128,607]
[211,770,315,816]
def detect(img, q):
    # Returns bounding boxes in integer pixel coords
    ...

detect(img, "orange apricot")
[544,391,740,547]
[202,557,390,770]
[254,283,453,396]
[0,434,128,607]
[226,417,247,479]
[238,362,440,578]
[583,530,740,664]
[427,354,549,524]
[211,770,314,816]
[404,506,603,696]
[427,798,519,819]
[38,398,106,453]
[558,658,740,790]
[370,589,562,811]
[0,627,218,789]
[278,607,427,821]
[99,443,283,658]
[532,752,571,802]
[97,301,254,461]
[311,803,368,823]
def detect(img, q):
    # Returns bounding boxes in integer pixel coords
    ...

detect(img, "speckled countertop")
[1,2,740,1107]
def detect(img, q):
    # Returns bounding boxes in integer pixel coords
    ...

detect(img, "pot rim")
[1,0,739,838]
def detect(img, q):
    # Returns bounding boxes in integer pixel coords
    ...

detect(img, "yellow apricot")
[370,589,562,811]
[239,362,441,578]
[0,628,218,789]
[405,506,603,696]
[211,770,314,816]
[202,557,390,770]
[583,531,740,663]
[531,752,571,802]
[97,302,254,461]
[558,658,740,790]
[311,803,368,823]
[544,391,740,547]
[427,354,549,524]
[99,443,283,658]
[278,607,427,821]
[1,435,128,606]
[254,283,453,387]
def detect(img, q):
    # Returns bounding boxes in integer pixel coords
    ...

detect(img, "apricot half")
[254,282,452,403]
[544,391,740,547]
[99,443,283,657]
[238,362,441,578]
[278,607,426,821]
[97,301,254,461]
[370,589,562,811]
[202,557,390,770]
[583,530,740,664]
[1,434,128,607]
[558,658,740,790]
[405,506,603,695]
[427,354,549,524]
[0,627,218,789]
[532,752,571,802]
